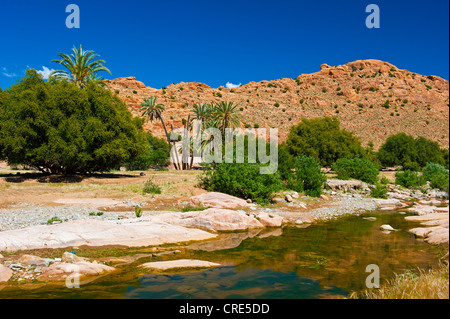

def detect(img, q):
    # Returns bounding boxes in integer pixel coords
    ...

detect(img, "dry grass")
[350,265,449,299]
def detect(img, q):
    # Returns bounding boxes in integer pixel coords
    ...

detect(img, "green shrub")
[402,161,421,172]
[134,206,143,218]
[290,155,326,197]
[395,171,426,189]
[142,177,162,195]
[200,162,282,204]
[380,176,391,185]
[422,163,449,192]
[371,183,388,198]
[332,158,379,184]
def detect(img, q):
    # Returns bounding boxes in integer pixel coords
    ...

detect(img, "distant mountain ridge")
[106,59,449,150]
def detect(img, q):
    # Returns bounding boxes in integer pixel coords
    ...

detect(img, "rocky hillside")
[105,59,449,150]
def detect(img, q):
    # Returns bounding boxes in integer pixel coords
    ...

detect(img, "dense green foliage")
[377,133,446,169]
[422,163,449,192]
[332,158,379,184]
[290,155,326,197]
[371,183,388,198]
[200,162,283,204]
[0,70,147,174]
[125,131,170,170]
[283,117,369,167]
[199,135,282,204]
[394,170,426,189]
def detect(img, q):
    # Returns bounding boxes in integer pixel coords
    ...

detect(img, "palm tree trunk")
[157,111,180,170]
[171,124,182,170]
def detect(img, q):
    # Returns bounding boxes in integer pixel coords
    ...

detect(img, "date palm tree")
[140,96,181,170]
[49,45,111,88]
[210,101,241,135]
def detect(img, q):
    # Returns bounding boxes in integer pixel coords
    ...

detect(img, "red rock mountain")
[106,59,449,150]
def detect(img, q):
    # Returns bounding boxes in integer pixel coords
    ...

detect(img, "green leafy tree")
[125,131,170,170]
[377,133,417,167]
[284,117,367,167]
[0,70,146,174]
[414,137,445,167]
[377,133,445,169]
[50,45,111,89]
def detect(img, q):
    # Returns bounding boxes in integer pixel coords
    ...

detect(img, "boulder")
[189,192,255,209]
[407,205,437,216]
[380,224,395,231]
[326,179,362,191]
[61,252,89,263]
[255,212,284,227]
[374,198,403,208]
[18,254,47,267]
[285,194,294,202]
[0,264,13,283]
[139,259,220,271]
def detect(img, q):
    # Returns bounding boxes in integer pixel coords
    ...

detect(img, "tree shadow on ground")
[1,172,140,184]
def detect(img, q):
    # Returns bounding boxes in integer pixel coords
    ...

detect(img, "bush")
[395,171,426,189]
[290,155,326,197]
[332,158,379,184]
[200,162,283,204]
[422,163,449,192]
[0,70,147,174]
[283,117,368,167]
[402,161,421,172]
[142,177,162,195]
[371,183,388,198]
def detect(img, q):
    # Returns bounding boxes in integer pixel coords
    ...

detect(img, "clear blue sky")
[0,0,448,89]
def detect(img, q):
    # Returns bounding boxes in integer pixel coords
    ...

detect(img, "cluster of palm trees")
[46,45,242,170]
[140,98,241,170]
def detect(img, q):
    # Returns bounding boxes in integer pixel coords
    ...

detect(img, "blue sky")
[0,0,448,89]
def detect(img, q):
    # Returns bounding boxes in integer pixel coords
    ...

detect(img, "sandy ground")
[0,161,207,212]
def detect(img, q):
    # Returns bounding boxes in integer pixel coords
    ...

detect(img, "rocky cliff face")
[105,59,449,149]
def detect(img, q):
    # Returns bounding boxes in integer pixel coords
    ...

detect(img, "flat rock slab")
[140,259,221,271]
[0,264,13,283]
[152,208,266,231]
[0,218,216,252]
[189,192,255,209]
[409,226,449,245]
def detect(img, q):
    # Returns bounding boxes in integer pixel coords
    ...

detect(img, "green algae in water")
[0,211,441,299]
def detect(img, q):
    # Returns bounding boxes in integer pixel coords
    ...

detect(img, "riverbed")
[0,210,441,299]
